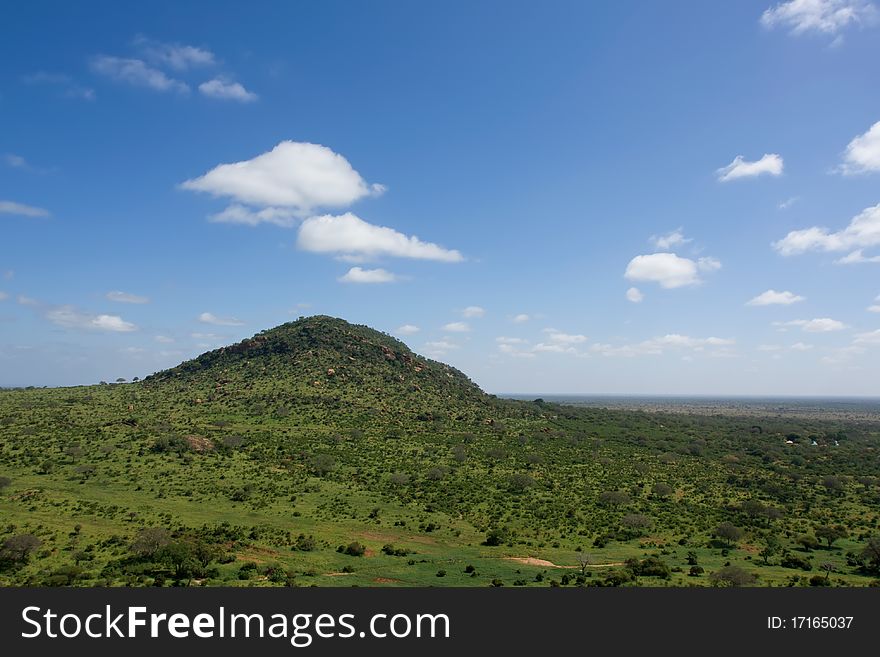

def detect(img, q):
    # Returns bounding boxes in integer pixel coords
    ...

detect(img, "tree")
[64,444,84,463]
[759,535,781,565]
[131,527,171,558]
[508,473,535,493]
[599,490,630,507]
[621,513,653,535]
[815,524,847,548]
[861,536,880,573]
[309,454,336,477]
[1,534,42,564]
[0,476,11,492]
[651,483,673,499]
[709,565,756,587]
[576,553,593,575]
[714,522,744,547]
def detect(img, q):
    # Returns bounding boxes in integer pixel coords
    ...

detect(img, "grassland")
[1,317,879,587]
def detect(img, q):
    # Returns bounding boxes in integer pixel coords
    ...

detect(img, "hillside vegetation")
[1,316,879,587]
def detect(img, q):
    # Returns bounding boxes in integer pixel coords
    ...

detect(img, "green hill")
[1,316,879,588]
[142,315,506,428]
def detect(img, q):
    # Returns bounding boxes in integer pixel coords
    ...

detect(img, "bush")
[344,542,366,557]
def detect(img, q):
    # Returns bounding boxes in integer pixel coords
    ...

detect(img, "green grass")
[1,317,879,587]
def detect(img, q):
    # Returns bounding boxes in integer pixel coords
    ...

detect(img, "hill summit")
[144,315,500,426]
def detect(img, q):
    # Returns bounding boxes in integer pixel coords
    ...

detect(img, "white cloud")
[443,321,470,332]
[3,154,28,169]
[199,312,244,326]
[497,343,536,358]
[625,252,720,288]
[17,295,38,306]
[868,304,880,312]
[461,305,485,318]
[0,200,50,218]
[22,71,95,100]
[199,78,258,102]
[543,328,588,344]
[746,289,805,306]
[838,120,880,174]
[774,318,848,332]
[154,335,175,343]
[90,56,189,93]
[854,328,880,343]
[496,336,527,344]
[716,153,784,181]
[778,196,800,209]
[338,266,397,284]
[835,249,880,264]
[773,203,880,260]
[424,340,458,352]
[394,324,420,335]
[299,213,463,262]
[106,290,149,304]
[591,334,735,358]
[650,228,692,250]
[761,0,878,36]
[626,287,644,303]
[208,204,298,227]
[791,341,814,350]
[180,141,383,214]
[46,306,137,332]
[133,36,215,70]
[0,291,8,301]
[512,313,530,323]
[758,344,783,351]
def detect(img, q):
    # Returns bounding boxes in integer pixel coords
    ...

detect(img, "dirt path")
[504,557,624,568]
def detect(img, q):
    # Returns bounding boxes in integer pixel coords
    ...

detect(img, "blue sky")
[2,0,880,394]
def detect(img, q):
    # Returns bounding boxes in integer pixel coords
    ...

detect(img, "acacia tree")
[576,553,593,575]
[715,522,744,548]
[815,524,847,548]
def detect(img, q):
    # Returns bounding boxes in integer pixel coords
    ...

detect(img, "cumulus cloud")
[91,56,189,93]
[496,336,527,344]
[180,141,383,214]
[650,229,692,250]
[854,328,880,343]
[778,196,800,210]
[591,334,735,358]
[338,267,397,284]
[625,253,720,289]
[746,289,805,306]
[133,36,215,70]
[199,78,258,102]
[772,203,880,262]
[106,290,149,304]
[836,249,880,264]
[298,213,463,262]
[424,340,458,353]
[716,154,784,181]
[46,306,137,332]
[0,200,50,218]
[543,328,588,344]
[208,204,298,227]
[791,341,814,350]
[838,120,880,174]
[512,314,530,323]
[461,305,485,318]
[443,322,470,332]
[774,318,848,332]
[868,303,880,312]
[761,0,878,36]
[394,324,420,335]
[626,287,644,303]
[199,312,244,326]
